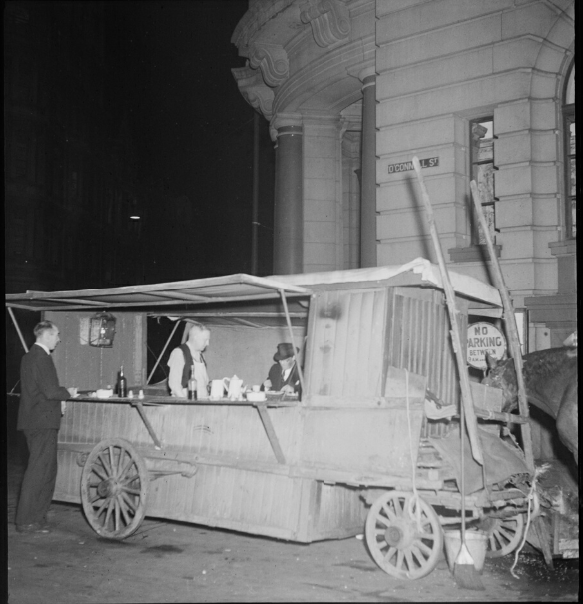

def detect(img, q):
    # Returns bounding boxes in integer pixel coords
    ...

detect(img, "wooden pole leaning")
[469,181,534,471]
[413,158,483,466]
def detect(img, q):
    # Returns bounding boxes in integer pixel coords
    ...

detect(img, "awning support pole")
[470,181,534,472]
[8,307,29,353]
[131,400,163,449]
[147,320,180,384]
[255,403,286,464]
[279,289,305,394]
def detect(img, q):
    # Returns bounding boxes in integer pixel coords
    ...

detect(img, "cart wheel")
[81,438,148,539]
[365,490,443,580]
[485,514,525,558]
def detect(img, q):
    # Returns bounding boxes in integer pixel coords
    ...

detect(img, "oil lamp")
[89,311,117,347]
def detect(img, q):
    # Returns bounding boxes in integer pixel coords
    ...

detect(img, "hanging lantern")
[89,312,117,347]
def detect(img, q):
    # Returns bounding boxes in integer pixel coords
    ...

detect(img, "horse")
[482,346,578,464]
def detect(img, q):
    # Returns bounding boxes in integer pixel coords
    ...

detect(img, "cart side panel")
[57,402,302,464]
[305,288,387,401]
[47,311,147,390]
[298,406,425,477]
[294,480,367,542]
[55,402,366,542]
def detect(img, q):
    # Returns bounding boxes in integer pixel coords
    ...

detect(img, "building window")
[563,64,575,239]
[470,117,496,244]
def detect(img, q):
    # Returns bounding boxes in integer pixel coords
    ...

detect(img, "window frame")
[562,62,576,240]
[469,116,496,245]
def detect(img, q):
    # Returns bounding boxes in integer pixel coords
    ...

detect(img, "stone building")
[231,0,576,353]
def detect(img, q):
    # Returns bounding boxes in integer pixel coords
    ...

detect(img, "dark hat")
[273,343,298,361]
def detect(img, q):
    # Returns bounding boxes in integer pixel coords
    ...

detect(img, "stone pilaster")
[359,66,376,268]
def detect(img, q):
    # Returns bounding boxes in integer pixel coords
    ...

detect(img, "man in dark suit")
[15,320,76,534]
[263,343,301,395]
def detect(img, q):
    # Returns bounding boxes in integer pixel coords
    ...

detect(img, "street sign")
[387,157,439,174]
[466,322,507,370]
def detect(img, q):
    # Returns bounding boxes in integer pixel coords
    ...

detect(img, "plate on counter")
[246,392,266,402]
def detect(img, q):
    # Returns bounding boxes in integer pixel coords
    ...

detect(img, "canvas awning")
[5,258,502,313]
[4,274,312,312]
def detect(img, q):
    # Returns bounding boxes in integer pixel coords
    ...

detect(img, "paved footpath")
[6,460,579,603]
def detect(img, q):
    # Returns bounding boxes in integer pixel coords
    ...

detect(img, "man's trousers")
[15,429,59,526]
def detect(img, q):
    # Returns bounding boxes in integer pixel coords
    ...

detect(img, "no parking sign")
[466,322,507,370]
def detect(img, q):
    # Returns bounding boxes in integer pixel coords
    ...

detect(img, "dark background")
[104,0,276,280]
[5,0,275,444]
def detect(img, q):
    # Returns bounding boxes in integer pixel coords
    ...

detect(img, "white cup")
[252,385,261,393]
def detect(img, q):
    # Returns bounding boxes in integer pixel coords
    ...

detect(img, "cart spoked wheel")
[485,514,525,558]
[365,490,443,580]
[81,438,148,539]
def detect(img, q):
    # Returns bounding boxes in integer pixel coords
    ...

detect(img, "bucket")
[443,530,488,574]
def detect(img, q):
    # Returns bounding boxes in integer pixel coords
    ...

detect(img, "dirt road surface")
[6,458,579,603]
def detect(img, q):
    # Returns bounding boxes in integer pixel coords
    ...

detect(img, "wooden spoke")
[121,473,141,486]
[383,546,397,562]
[365,491,443,580]
[120,490,137,512]
[118,458,135,482]
[118,497,131,526]
[94,498,109,516]
[90,465,108,482]
[98,452,113,477]
[104,499,114,528]
[381,503,397,522]
[485,514,525,558]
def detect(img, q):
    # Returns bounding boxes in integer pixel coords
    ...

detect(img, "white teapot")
[225,375,244,399]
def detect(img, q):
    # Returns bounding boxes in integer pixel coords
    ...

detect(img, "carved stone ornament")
[248,42,289,88]
[232,64,275,118]
[300,0,350,48]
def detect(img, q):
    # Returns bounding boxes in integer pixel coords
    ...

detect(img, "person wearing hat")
[263,342,301,395]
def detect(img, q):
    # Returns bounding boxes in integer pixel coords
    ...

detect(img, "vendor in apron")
[167,321,210,398]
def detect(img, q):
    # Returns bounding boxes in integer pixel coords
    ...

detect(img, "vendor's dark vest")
[179,344,205,388]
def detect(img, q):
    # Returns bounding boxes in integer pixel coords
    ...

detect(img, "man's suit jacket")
[267,362,301,394]
[17,344,70,430]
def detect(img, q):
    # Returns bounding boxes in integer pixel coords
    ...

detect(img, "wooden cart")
[6,258,534,579]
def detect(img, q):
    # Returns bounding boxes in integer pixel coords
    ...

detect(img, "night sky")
[103,1,275,278]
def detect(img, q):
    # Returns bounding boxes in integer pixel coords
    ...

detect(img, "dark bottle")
[117,365,127,398]
[188,365,197,400]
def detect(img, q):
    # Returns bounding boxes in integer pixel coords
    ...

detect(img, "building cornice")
[231,65,275,119]
[248,42,290,87]
[299,0,351,48]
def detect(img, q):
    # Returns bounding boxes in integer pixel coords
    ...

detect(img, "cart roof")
[5,257,502,312]
[267,258,502,307]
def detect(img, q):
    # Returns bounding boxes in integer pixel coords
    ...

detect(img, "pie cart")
[6,258,534,579]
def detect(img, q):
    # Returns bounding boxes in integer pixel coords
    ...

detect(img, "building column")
[342,131,361,269]
[359,67,376,267]
[273,116,303,274]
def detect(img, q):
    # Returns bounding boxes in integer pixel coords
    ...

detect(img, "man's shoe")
[15,523,51,534]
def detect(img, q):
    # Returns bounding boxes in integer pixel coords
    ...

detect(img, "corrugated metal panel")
[306,289,386,399]
[386,288,469,440]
